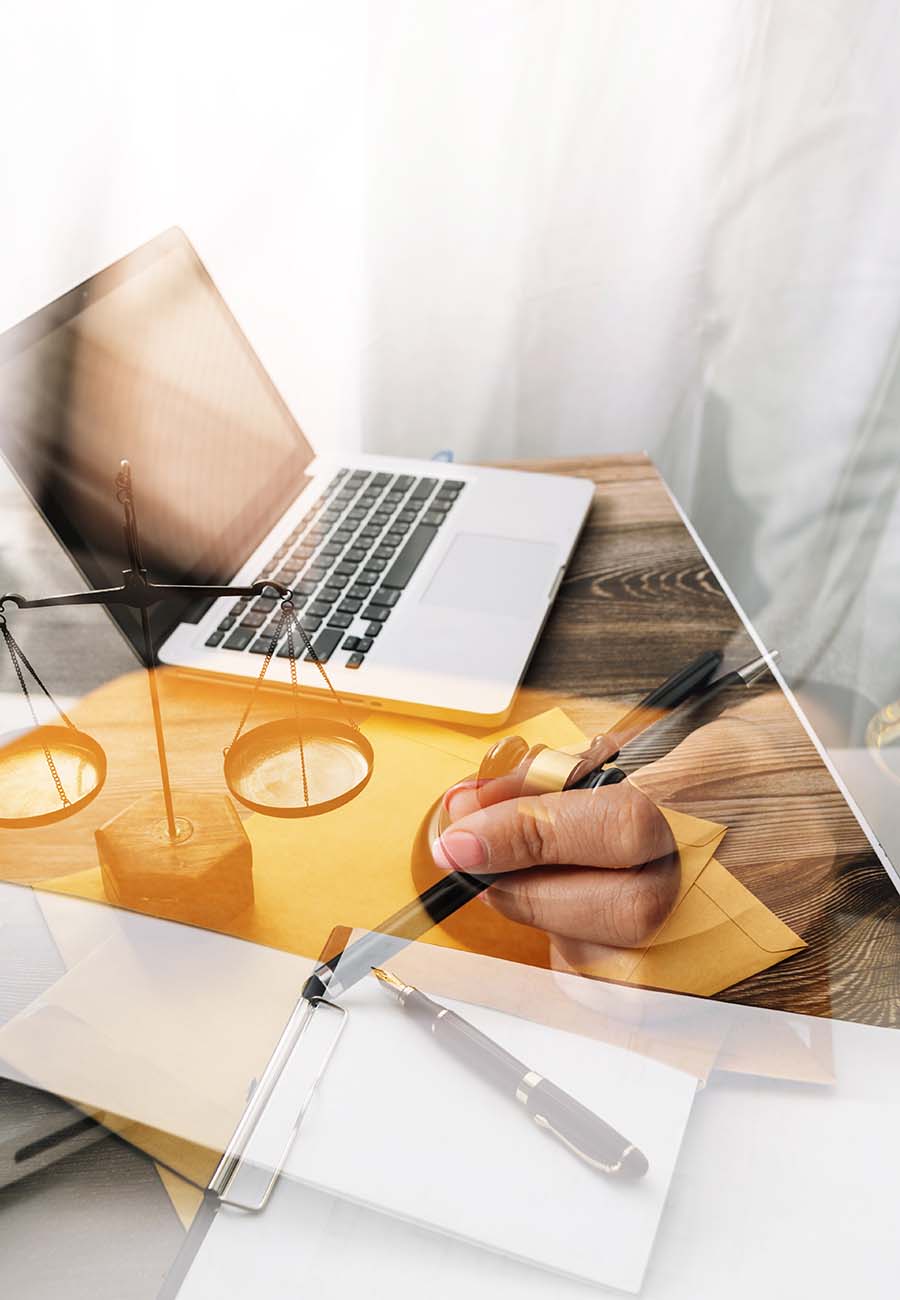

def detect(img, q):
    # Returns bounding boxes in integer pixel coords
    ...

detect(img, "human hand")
[431,741,679,950]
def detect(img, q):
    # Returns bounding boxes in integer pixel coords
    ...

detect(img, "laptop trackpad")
[420,533,559,617]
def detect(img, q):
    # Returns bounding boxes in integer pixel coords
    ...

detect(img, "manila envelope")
[38,705,801,1000]
[565,852,807,998]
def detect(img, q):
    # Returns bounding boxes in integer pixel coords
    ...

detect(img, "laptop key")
[362,560,387,576]
[370,589,400,607]
[394,475,415,490]
[338,598,362,615]
[374,544,397,561]
[364,622,382,638]
[397,509,418,524]
[342,636,359,651]
[349,581,373,597]
[240,611,267,629]
[205,629,225,647]
[363,605,390,623]
[345,653,365,669]
[427,498,453,513]
[218,615,236,631]
[278,620,319,650]
[355,636,373,653]
[223,627,255,651]
[410,477,437,499]
[335,562,356,578]
[372,472,392,487]
[421,509,447,526]
[296,579,318,597]
[381,523,438,589]
[344,548,366,564]
[306,627,343,663]
[328,612,353,630]
[252,597,276,614]
[249,637,273,654]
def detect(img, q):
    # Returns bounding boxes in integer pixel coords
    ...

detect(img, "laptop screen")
[0,228,314,660]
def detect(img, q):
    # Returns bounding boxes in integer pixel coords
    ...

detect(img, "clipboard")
[0,901,353,1217]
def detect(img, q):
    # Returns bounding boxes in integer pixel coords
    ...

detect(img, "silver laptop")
[0,228,592,724]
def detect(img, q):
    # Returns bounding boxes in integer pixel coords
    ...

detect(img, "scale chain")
[285,620,310,807]
[0,621,71,807]
[287,614,361,731]
[227,610,287,752]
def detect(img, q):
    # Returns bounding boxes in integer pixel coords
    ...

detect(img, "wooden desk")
[3,455,898,1025]
[508,455,900,1026]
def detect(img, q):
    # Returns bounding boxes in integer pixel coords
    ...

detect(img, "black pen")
[371,967,648,1179]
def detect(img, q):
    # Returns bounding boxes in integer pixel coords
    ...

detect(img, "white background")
[1,0,899,779]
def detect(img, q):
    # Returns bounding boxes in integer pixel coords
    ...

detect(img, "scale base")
[95,792,253,927]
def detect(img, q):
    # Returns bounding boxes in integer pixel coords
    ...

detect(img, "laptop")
[0,228,592,724]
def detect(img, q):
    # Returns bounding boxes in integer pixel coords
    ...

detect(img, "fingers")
[484,855,681,947]
[441,734,620,825]
[431,781,676,878]
[440,771,527,824]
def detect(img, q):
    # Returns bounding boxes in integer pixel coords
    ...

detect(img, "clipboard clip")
[209,995,348,1213]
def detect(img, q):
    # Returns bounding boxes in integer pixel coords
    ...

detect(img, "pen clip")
[531,1112,634,1176]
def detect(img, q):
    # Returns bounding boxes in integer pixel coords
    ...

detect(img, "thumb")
[431,782,674,879]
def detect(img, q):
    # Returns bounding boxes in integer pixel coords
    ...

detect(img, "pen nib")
[371,966,405,991]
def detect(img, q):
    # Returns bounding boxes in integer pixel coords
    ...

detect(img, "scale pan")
[224,717,374,817]
[0,724,107,828]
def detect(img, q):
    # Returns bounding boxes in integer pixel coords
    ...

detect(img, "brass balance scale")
[0,461,373,924]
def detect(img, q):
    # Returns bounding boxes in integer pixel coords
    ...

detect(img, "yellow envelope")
[155,1164,204,1229]
[570,856,806,996]
[38,705,802,999]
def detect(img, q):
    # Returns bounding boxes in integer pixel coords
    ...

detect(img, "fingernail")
[444,787,472,822]
[431,830,487,873]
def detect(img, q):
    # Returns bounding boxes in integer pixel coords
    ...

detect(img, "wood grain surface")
[2,454,898,1026]
[500,454,900,1026]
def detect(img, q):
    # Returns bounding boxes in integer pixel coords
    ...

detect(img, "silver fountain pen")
[371,968,648,1179]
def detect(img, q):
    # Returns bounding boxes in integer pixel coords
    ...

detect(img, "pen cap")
[416,732,619,857]
[477,737,591,797]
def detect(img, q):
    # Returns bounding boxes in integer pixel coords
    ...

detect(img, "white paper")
[231,965,697,1293]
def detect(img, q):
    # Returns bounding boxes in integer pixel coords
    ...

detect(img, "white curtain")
[362,1,900,721]
[2,0,898,718]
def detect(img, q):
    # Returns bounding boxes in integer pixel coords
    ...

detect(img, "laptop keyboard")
[203,469,466,669]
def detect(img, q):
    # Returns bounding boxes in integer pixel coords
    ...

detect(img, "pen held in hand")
[371,967,649,1180]
[301,648,777,1002]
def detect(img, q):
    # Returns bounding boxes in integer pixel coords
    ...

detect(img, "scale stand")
[1,460,293,926]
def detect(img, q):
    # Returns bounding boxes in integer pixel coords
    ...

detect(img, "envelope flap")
[484,707,593,750]
[659,806,728,850]
[698,860,807,954]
